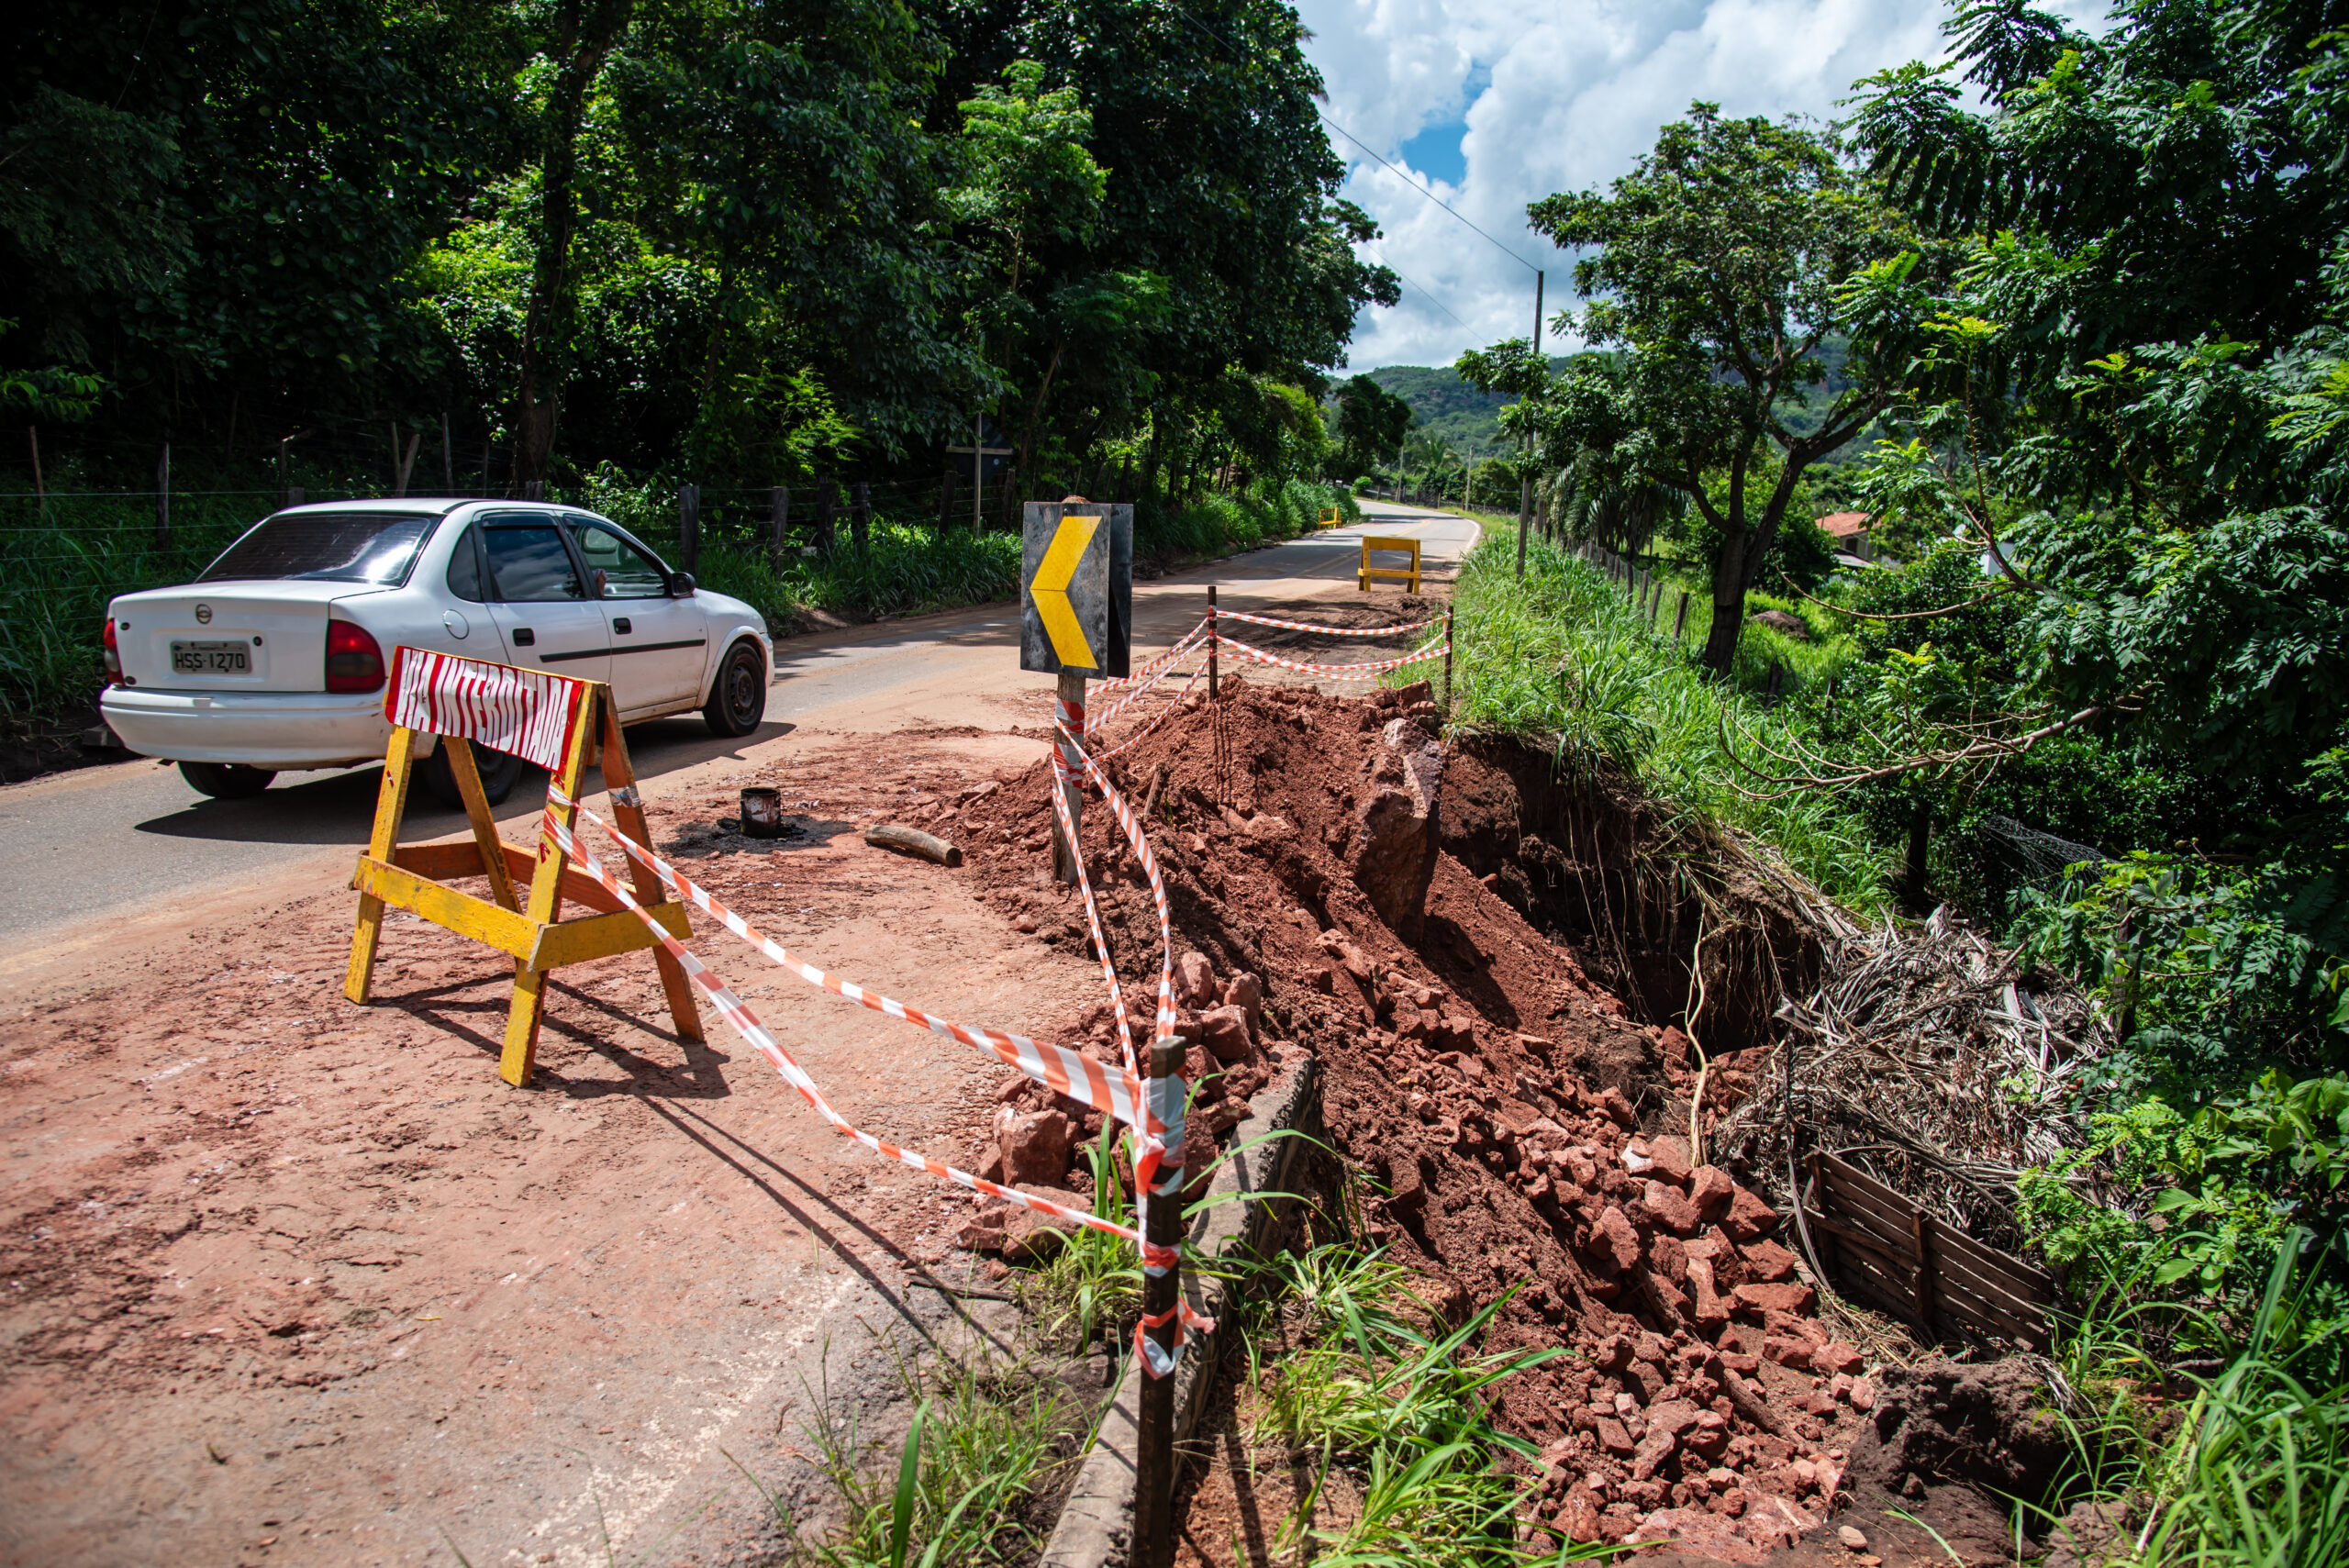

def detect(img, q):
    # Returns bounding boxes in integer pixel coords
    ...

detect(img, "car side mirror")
[667,571,696,597]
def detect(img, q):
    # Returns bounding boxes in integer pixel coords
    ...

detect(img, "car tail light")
[326,619,386,694]
[101,617,122,685]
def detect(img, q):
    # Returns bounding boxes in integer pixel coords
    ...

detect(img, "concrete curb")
[1038,1051,1324,1568]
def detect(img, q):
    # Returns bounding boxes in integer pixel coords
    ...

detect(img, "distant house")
[1816,510,1882,567]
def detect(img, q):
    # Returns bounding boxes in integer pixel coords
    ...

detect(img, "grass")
[1016,1120,1144,1354]
[1450,531,1895,911]
[2025,1235,2349,1567]
[738,1345,1074,1568]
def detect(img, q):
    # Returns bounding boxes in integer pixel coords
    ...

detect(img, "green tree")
[1330,373,1413,479]
[1521,104,1923,673]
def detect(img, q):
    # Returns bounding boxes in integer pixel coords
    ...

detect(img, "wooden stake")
[679,482,700,573]
[1674,590,1690,639]
[1443,606,1455,710]
[1207,585,1219,701]
[1132,1032,1187,1568]
[1052,669,1085,885]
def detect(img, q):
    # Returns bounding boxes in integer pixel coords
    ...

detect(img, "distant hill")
[1358,360,1571,457]
[1357,340,1866,462]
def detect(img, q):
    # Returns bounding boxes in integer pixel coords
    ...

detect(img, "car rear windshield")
[197,511,443,585]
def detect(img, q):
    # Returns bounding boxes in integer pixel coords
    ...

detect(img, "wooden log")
[865,823,963,866]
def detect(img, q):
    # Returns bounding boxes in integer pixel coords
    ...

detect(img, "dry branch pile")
[1712,903,2112,1254]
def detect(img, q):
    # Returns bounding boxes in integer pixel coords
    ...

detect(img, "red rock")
[1733,1281,1817,1317]
[1742,1239,1799,1283]
[1643,1180,1702,1236]
[1383,1152,1426,1215]
[1705,1227,1750,1287]
[1197,1005,1252,1064]
[1219,971,1264,1037]
[1590,1207,1642,1273]
[1174,950,1218,1009]
[999,1185,1092,1262]
[1556,1483,1605,1543]
[1595,1417,1636,1456]
[1687,1165,1735,1221]
[1658,1026,1692,1070]
[996,1106,1073,1185]
[1597,1086,1637,1128]
[1814,1340,1864,1375]
[1630,1399,1702,1479]
[1849,1379,1876,1411]
[1398,1008,1438,1044]
[1648,1232,1688,1285]
[1685,1257,1732,1328]
[952,1215,1007,1251]
[1439,1010,1477,1048]
[1762,1336,1814,1369]
[1647,1136,1694,1184]
[1723,1184,1781,1241]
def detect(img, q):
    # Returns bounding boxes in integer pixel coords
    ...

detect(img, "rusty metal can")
[740,785,784,839]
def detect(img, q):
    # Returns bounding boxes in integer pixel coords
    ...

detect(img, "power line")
[1357,245,1472,329]
[1155,0,1543,276]
[1317,114,1543,275]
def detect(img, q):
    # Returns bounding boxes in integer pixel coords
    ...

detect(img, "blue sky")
[1296,0,2111,371]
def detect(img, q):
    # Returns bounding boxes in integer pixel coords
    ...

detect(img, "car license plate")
[172,640,250,675]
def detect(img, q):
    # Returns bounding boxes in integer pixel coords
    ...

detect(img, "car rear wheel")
[180,762,277,799]
[703,639,765,737]
[417,742,527,809]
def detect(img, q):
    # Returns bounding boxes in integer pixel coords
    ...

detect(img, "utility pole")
[1517,269,1544,580]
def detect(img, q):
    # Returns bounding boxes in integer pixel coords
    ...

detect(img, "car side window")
[445,524,486,601]
[572,521,670,598]
[483,522,584,602]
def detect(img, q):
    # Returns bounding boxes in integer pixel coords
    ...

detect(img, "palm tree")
[1541,438,1686,558]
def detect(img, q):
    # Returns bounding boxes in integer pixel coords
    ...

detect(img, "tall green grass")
[2034,1237,2349,1567]
[1452,533,1894,910]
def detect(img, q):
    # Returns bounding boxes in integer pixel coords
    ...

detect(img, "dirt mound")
[938,678,1959,1551]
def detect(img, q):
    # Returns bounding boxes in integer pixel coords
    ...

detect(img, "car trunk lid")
[108,583,389,694]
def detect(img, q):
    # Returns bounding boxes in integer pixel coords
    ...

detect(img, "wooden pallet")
[1800,1151,2057,1350]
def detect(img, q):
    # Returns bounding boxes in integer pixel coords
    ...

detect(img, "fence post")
[1131,1031,1188,1568]
[442,411,454,493]
[1443,606,1455,712]
[678,482,699,573]
[154,435,170,546]
[1674,590,1690,639]
[769,485,791,563]
[813,479,836,556]
[1767,661,1784,703]
[522,480,544,502]
[1207,585,1219,700]
[851,480,871,559]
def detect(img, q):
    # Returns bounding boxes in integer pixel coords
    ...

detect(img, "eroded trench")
[946,676,2062,1563]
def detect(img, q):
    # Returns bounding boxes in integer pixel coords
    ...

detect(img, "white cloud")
[1300,0,2109,371]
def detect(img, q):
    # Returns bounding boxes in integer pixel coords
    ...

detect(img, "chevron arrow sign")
[1020,502,1131,677]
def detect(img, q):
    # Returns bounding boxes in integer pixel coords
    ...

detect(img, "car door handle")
[511,628,535,646]
[612,617,631,635]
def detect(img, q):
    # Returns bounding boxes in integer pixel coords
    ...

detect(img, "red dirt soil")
[945,672,2025,1564]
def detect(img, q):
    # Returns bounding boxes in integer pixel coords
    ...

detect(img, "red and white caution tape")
[545,787,1146,1128]
[1213,608,1447,639]
[1212,630,1449,680]
[534,799,1171,1265]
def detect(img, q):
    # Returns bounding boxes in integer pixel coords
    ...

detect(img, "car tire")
[180,761,277,799]
[417,743,528,809]
[703,639,765,737]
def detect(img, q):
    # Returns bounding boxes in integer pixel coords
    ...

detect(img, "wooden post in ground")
[1443,606,1455,710]
[678,483,700,573]
[1207,585,1219,701]
[154,436,170,546]
[851,480,872,558]
[1051,669,1085,886]
[769,485,790,565]
[1674,590,1690,639]
[1132,1031,1187,1568]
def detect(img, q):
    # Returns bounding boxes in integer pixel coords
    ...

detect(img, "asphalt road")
[0,501,1477,965]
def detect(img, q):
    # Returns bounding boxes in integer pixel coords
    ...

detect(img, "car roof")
[272,498,468,516]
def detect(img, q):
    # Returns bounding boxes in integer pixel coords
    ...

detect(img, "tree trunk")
[1700,527,1747,673]
[1902,799,1932,909]
[512,0,629,489]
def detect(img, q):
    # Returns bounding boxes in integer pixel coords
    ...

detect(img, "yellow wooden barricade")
[344,649,701,1086]
[1317,505,1342,528]
[1358,535,1421,592]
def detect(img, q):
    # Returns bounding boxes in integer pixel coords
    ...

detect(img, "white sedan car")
[101,498,774,805]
